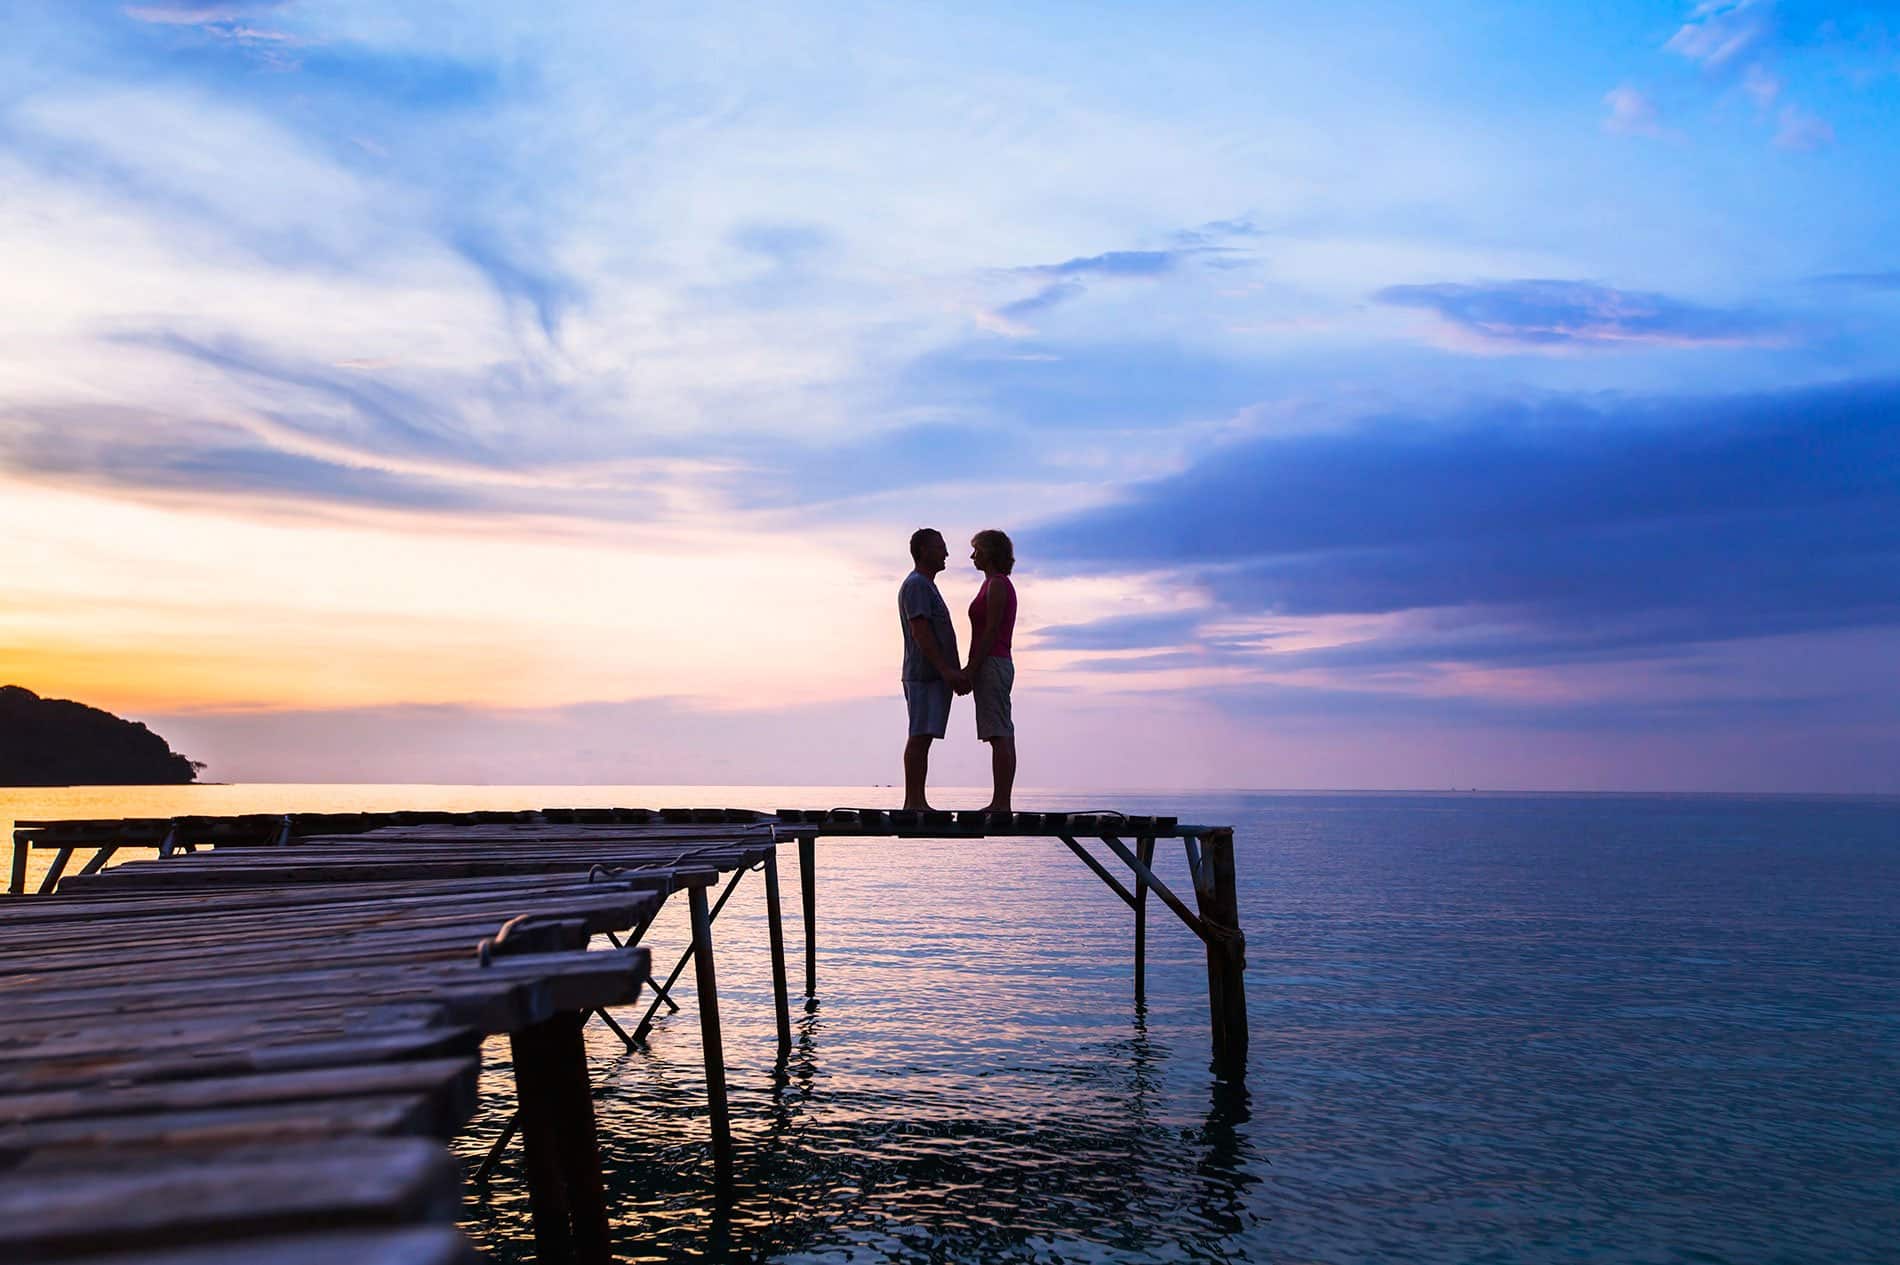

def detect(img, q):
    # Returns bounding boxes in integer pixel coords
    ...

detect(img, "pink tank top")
[969,575,1016,659]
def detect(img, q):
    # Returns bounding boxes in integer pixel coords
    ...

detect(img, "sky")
[4,1,1898,792]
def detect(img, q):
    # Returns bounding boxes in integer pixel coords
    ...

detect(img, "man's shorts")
[974,657,1015,741]
[904,679,952,738]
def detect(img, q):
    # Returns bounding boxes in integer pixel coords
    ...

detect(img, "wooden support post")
[7,832,26,895]
[472,1111,519,1187]
[763,846,793,1057]
[509,1020,576,1262]
[1096,834,1211,942]
[1193,827,1248,1076]
[75,844,119,877]
[1058,836,1138,908]
[799,833,817,999]
[545,1012,613,1265]
[633,868,746,1041]
[689,882,735,1186]
[1134,835,1155,1006]
[36,847,75,895]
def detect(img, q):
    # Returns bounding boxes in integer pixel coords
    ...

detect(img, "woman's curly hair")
[971,528,1014,575]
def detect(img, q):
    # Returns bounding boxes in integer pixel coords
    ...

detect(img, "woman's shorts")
[974,657,1014,741]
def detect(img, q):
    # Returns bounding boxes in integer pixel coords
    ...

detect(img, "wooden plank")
[0,965,545,1034]
[0,1026,477,1097]
[0,886,663,949]
[0,872,661,925]
[0,946,647,1034]
[57,1226,481,1265]
[0,1137,463,1259]
[0,1057,479,1138]
[61,856,725,892]
[0,914,585,978]
[0,909,616,978]
[0,1093,436,1160]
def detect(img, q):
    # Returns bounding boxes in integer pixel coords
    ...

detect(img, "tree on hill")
[0,686,203,786]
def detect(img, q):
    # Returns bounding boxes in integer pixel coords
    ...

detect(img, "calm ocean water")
[4,785,1896,1263]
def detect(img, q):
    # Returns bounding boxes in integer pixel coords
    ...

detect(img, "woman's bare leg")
[983,736,1016,813]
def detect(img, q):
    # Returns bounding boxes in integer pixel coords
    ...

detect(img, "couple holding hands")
[898,527,1018,814]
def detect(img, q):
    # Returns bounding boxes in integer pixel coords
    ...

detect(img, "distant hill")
[0,685,202,786]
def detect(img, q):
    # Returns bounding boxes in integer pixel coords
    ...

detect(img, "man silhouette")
[898,528,968,810]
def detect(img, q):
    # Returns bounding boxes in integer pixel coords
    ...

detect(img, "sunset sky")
[5,1,1898,790]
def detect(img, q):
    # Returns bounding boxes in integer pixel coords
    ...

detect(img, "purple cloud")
[1374,279,1783,350]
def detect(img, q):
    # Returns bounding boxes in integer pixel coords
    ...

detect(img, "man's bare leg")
[903,734,935,810]
[981,736,1015,813]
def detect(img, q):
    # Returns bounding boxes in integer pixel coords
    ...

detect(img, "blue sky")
[3,1,1897,790]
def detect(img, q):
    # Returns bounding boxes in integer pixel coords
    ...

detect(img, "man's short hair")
[909,527,944,562]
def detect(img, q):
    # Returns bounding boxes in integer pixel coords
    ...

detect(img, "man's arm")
[909,615,968,691]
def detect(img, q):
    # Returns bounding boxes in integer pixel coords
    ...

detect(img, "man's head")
[909,527,948,575]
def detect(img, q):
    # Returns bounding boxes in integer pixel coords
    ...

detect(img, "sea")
[3,785,1896,1264]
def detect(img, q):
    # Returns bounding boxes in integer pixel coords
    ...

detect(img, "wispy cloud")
[1773,102,1835,150]
[1667,0,1774,69]
[1603,85,1669,137]
[1033,611,1208,652]
[1021,249,1184,279]
[1374,279,1784,350]
[1811,270,1900,290]
[979,241,1239,333]
[1658,0,1838,149]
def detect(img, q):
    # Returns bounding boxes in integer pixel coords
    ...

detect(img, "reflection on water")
[470,1012,1259,1264]
[6,785,1896,1262]
[461,814,1269,1263]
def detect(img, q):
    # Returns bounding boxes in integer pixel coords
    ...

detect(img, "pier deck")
[2,807,1246,1262]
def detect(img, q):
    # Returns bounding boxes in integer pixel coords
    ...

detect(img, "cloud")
[1603,86,1668,137]
[0,403,487,513]
[1374,279,1783,350]
[1742,62,1783,108]
[901,338,1278,432]
[448,227,581,341]
[1022,249,1183,279]
[1033,612,1207,651]
[1659,0,1839,150]
[995,280,1086,321]
[1773,102,1835,149]
[1034,379,1900,668]
[122,331,498,463]
[979,243,1225,332]
[1667,0,1774,69]
[1811,270,1900,290]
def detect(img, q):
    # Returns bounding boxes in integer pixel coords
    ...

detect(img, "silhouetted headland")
[0,685,201,786]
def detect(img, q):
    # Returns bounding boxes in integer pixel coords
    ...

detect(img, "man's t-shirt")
[899,570,959,682]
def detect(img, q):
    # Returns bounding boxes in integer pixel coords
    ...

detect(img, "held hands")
[951,669,973,696]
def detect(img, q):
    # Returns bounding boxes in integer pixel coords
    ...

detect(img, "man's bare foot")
[979,804,1010,815]
[901,802,933,812]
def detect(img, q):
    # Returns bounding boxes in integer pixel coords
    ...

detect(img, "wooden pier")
[2,807,1247,1262]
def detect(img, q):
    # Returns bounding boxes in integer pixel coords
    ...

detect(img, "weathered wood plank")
[61,856,724,892]
[57,1226,481,1265]
[0,1093,436,1160]
[0,910,613,979]
[0,1137,463,1259]
[0,947,646,1038]
[0,1057,478,1138]
[0,1017,476,1095]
